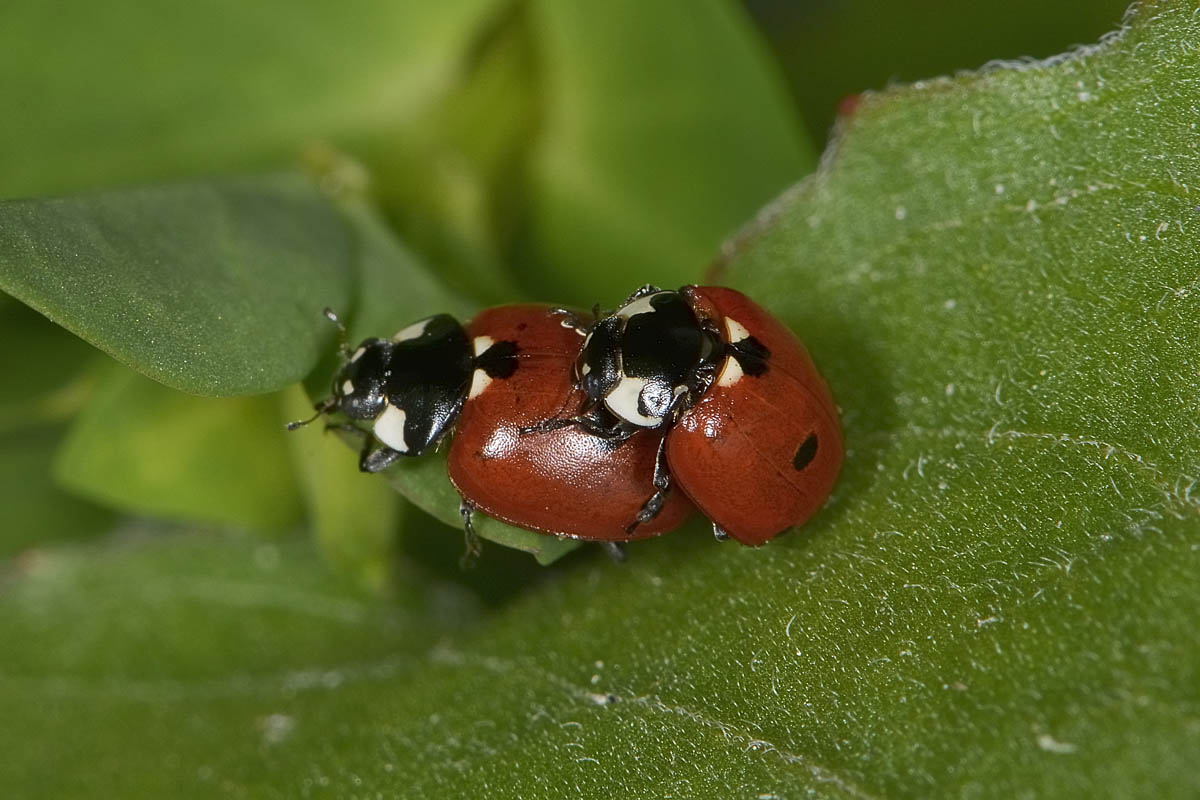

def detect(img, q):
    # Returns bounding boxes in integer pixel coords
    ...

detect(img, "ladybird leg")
[323,421,366,438]
[360,445,404,473]
[520,409,636,443]
[320,422,382,470]
[692,360,719,396]
[621,284,663,306]
[458,499,483,569]
[519,413,611,437]
[517,415,579,436]
[625,433,672,534]
[317,421,402,473]
[665,382,697,426]
[600,542,628,562]
[547,307,593,335]
[712,523,731,541]
[570,414,639,442]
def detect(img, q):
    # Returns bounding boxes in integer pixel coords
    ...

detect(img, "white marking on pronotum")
[717,356,743,387]
[373,404,409,452]
[472,336,494,357]
[392,318,431,343]
[617,292,665,319]
[725,317,750,343]
[350,346,366,363]
[605,376,662,427]
[341,379,355,395]
[469,336,497,398]
[469,370,491,399]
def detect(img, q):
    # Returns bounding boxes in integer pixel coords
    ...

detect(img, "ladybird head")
[331,338,391,420]
[286,308,391,432]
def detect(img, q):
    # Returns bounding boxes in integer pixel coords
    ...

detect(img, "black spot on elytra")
[477,340,519,378]
[730,336,770,377]
[792,434,818,471]
[516,322,528,331]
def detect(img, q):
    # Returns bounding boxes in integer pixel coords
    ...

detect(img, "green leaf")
[0,425,114,556]
[0,174,351,396]
[55,365,303,532]
[0,0,498,198]
[519,0,814,303]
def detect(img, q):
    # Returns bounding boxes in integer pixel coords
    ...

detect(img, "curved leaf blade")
[0,174,351,396]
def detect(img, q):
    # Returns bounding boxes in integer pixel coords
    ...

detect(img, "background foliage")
[2,0,1193,797]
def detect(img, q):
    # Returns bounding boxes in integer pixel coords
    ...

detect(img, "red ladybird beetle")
[534,284,842,545]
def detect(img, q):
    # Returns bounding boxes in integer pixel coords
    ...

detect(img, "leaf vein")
[429,646,880,799]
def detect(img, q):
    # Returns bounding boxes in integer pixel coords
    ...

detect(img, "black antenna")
[286,397,337,431]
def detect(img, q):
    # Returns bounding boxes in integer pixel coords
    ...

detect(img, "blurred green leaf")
[0,0,499,198]
[0,293,111,555]
[519,0,813,304]
[0,174,351,396]
[55,365,302,532]
[0,295,100,434]
[0,425,113,556]
[349,4,536,306]
[7,3,1200,797]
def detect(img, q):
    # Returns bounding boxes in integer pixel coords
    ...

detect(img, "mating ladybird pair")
[291,286,842,549]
